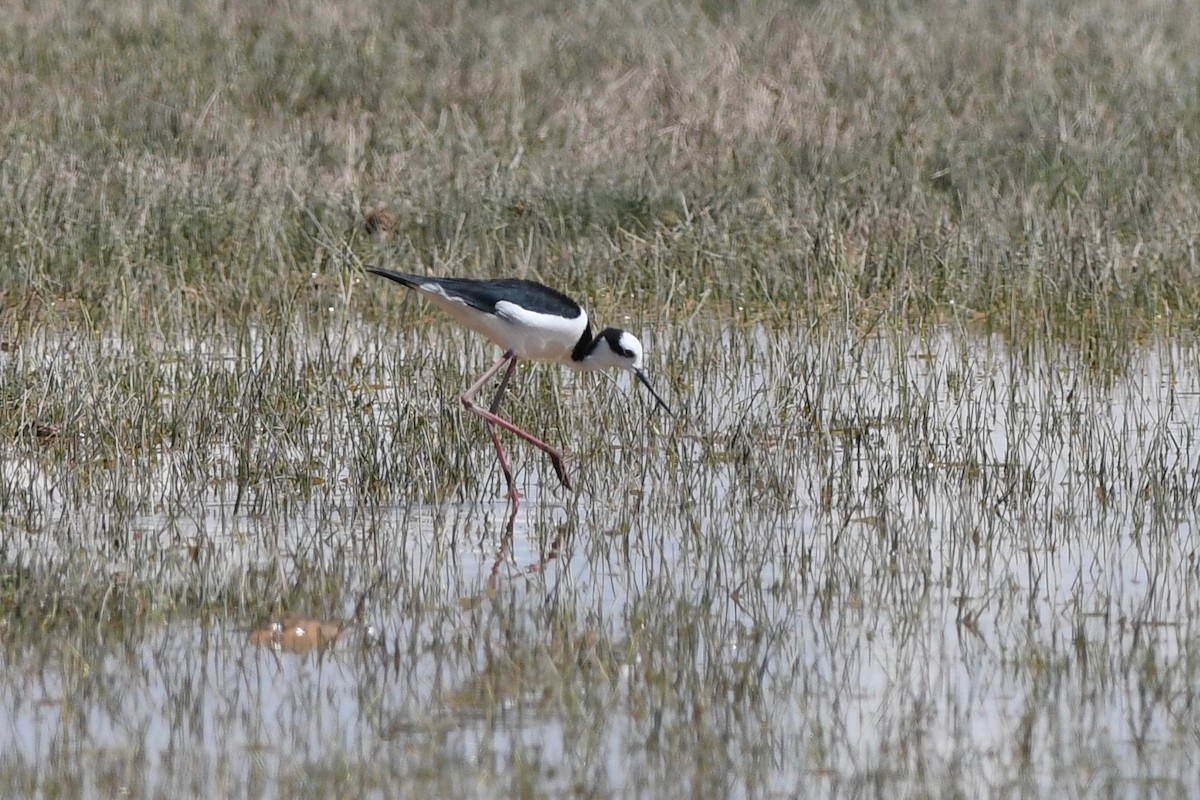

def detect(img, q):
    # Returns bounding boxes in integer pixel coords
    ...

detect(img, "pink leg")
[485,426,519,505]
[485,358,520,506]
[462,351,573,494]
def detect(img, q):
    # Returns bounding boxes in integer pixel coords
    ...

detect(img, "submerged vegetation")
[3,0,1199,334]
[2,0,1200,797]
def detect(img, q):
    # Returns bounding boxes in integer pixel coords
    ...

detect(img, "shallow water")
[1,324,1198,797]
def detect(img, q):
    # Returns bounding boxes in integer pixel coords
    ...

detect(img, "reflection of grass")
[1,319,1197,795]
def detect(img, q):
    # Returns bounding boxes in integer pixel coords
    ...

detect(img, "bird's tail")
[364,268,423,289]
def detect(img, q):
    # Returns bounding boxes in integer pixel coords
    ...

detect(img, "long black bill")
[634,369,673,416]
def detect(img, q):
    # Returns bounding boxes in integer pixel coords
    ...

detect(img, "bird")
[365,268,671,505]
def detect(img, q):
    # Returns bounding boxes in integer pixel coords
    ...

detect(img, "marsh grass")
[1,318,1199,795]
[4,0,1200,797]
[4,0,1200,335]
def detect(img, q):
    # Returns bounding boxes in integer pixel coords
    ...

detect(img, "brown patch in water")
[248,616,343,655]
[18,422,61,444]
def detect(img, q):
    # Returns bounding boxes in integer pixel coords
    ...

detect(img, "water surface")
[1,324,1197,797]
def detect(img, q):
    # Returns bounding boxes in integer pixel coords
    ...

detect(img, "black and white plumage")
[366,268,671,503]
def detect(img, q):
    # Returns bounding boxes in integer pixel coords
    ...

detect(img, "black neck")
[570,324,596,362]
[572,327,631,364]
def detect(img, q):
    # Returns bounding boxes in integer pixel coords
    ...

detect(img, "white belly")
[428,294,589,363]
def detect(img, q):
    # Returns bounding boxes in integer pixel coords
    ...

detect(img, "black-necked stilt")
[366,268,671,504]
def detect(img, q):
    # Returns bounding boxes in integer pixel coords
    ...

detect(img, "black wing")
[366,270,583,319]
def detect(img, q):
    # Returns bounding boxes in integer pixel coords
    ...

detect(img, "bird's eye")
[609,331,639,359]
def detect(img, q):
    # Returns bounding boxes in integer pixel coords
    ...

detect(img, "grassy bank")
[2,0,1199,336]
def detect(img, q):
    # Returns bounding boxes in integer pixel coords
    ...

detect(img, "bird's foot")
[548,452,572,492]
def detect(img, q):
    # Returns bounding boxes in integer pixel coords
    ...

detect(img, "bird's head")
[590,328,672,415]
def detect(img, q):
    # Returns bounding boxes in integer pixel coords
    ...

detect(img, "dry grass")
[2,0,1199,334]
